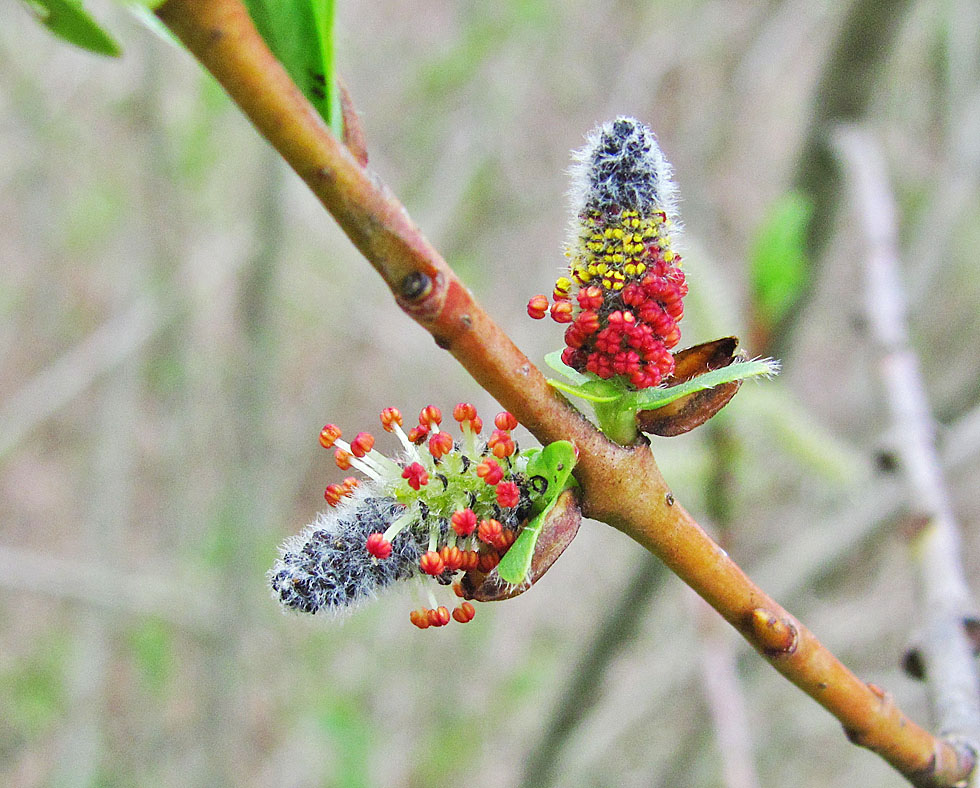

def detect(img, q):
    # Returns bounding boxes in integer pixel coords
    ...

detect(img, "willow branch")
[154,1,975,783]
[835,124,980,772]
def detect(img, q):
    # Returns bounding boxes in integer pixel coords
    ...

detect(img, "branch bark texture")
[836,124,980,778]
[155,1,975,783]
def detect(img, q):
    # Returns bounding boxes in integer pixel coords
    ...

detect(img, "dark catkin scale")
[586,119,667,212]
[269,496,427,614]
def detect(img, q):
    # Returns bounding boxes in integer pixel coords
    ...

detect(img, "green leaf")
[243,0,342,136]
[749,191,812,332]
[25,0,122,57]
[497,441,576,585]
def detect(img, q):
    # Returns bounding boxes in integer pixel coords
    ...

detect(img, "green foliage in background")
[23,0,122,56]
[749,191,812,334]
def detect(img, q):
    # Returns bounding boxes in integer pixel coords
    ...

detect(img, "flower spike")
[269,404,580,630]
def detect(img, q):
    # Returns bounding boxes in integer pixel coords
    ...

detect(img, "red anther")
[425,608,440,626]
[379,407,403,432]
[494,411,518,431]
[452,602,476,623]
[428,431,454,459]
[478,518,503,545]
[324,483,346,506]
[478,550,500,572]
[496,481,520,508]
[488,429,516,458]
[366,532,392,560]
[574,310,600,335]
[350,432,375,458]
[335,449,352,470]
[452,581,465,598]
[577,285,603,310]
[401,462,429,490]
[406,424,429,444]
[476,459,504,485]
[527,294,549,320]
[470,416,483,434]
[453,403,478,423]
[419,550,445,576]
[564,324,586,350]
[451,508,477,537]
[427,606,451,627]
[410,609,431,629]
[419,405,442,427]
[341,476,359,492]
[550,300,574,324]
[439,545,463,572]
[495,529,516,551]
[319,424,342,449]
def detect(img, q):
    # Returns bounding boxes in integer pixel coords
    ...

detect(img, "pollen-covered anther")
[577,285,603,310]
[410,609,431,629]
[550,301,574,324]
[496,481,520,508]
[494,411,518,431]
[323,483,348,506]
[402,462,429,490]
[451,508,477,537]
[350,432,375,458]
[452,602,476,623]
[428,431,454,459]
[478,518,503,545]
[453,402,478,423]
[406,424,429,444]
[439,545,464,572]
[366,532,392,560]
[495,528,516,551]
[476,459,504,485]
[488,429,515,458]
[335,449,352,470]
[319,424,342,449]
[379,407,403,431]
[419,405,442,428]
[527,294,549,320]
[419,550,445,576]
[427,606,451,627]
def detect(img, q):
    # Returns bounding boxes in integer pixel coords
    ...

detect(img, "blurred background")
[2,0,980,785]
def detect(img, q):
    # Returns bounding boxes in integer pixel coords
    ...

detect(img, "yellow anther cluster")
[567,209,670,291]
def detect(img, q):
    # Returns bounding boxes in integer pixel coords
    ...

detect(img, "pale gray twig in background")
[835,124,980,772]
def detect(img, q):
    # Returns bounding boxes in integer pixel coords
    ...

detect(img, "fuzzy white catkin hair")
[268,486,426,615]
[568,116,680,226]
